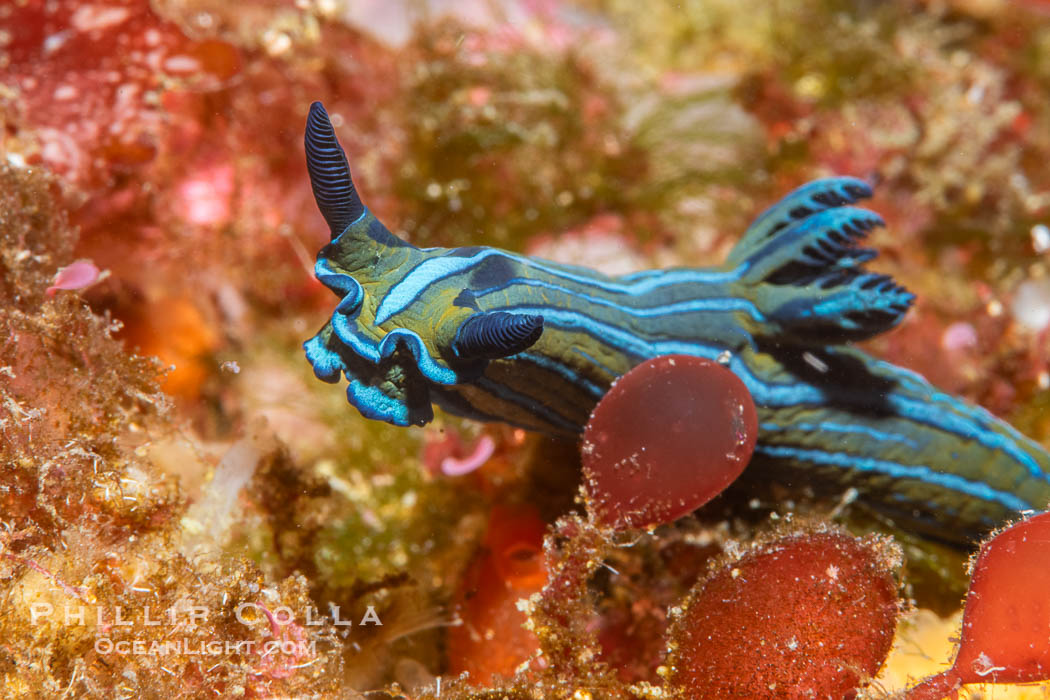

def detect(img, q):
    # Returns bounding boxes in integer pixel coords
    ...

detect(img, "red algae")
[0,0,239,187]
[904,511,1050,699]
[581,355,758,530]
[593,531,726,684]
[117,296,220,400]
[446,504,547,684]
[0,163,177,544]
[0,161,352,699]
[666,526,902,700]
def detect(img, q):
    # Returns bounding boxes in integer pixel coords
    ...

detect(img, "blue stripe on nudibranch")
[472,278,768,322]
[753,444,1034,512]
[330,313,461,386]
[569,346,622,380]
[517,351,606,399]
[494,305,744,359]
[867,353,1050,456]
[300,101,1050,541]
[759,421,922,450]
[375,248,750,324]
[472,374,583,434]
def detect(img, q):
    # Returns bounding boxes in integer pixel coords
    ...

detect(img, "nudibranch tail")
[305,101,364,239]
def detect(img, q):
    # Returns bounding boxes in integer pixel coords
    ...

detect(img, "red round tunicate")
[905,510,1050,699]
[956,510,1050,684]
[446,504,547,684]
[580,355,758,530]
[666,529,902,700]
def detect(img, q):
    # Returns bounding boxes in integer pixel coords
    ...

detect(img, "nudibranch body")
[302,102,1050,541]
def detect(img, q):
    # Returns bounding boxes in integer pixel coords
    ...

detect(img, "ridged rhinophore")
[304,101,364,239]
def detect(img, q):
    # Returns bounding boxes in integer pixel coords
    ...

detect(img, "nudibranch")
[301,101,1050,541]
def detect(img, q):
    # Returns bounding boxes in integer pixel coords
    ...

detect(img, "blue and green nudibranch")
[301,101,1050,542]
